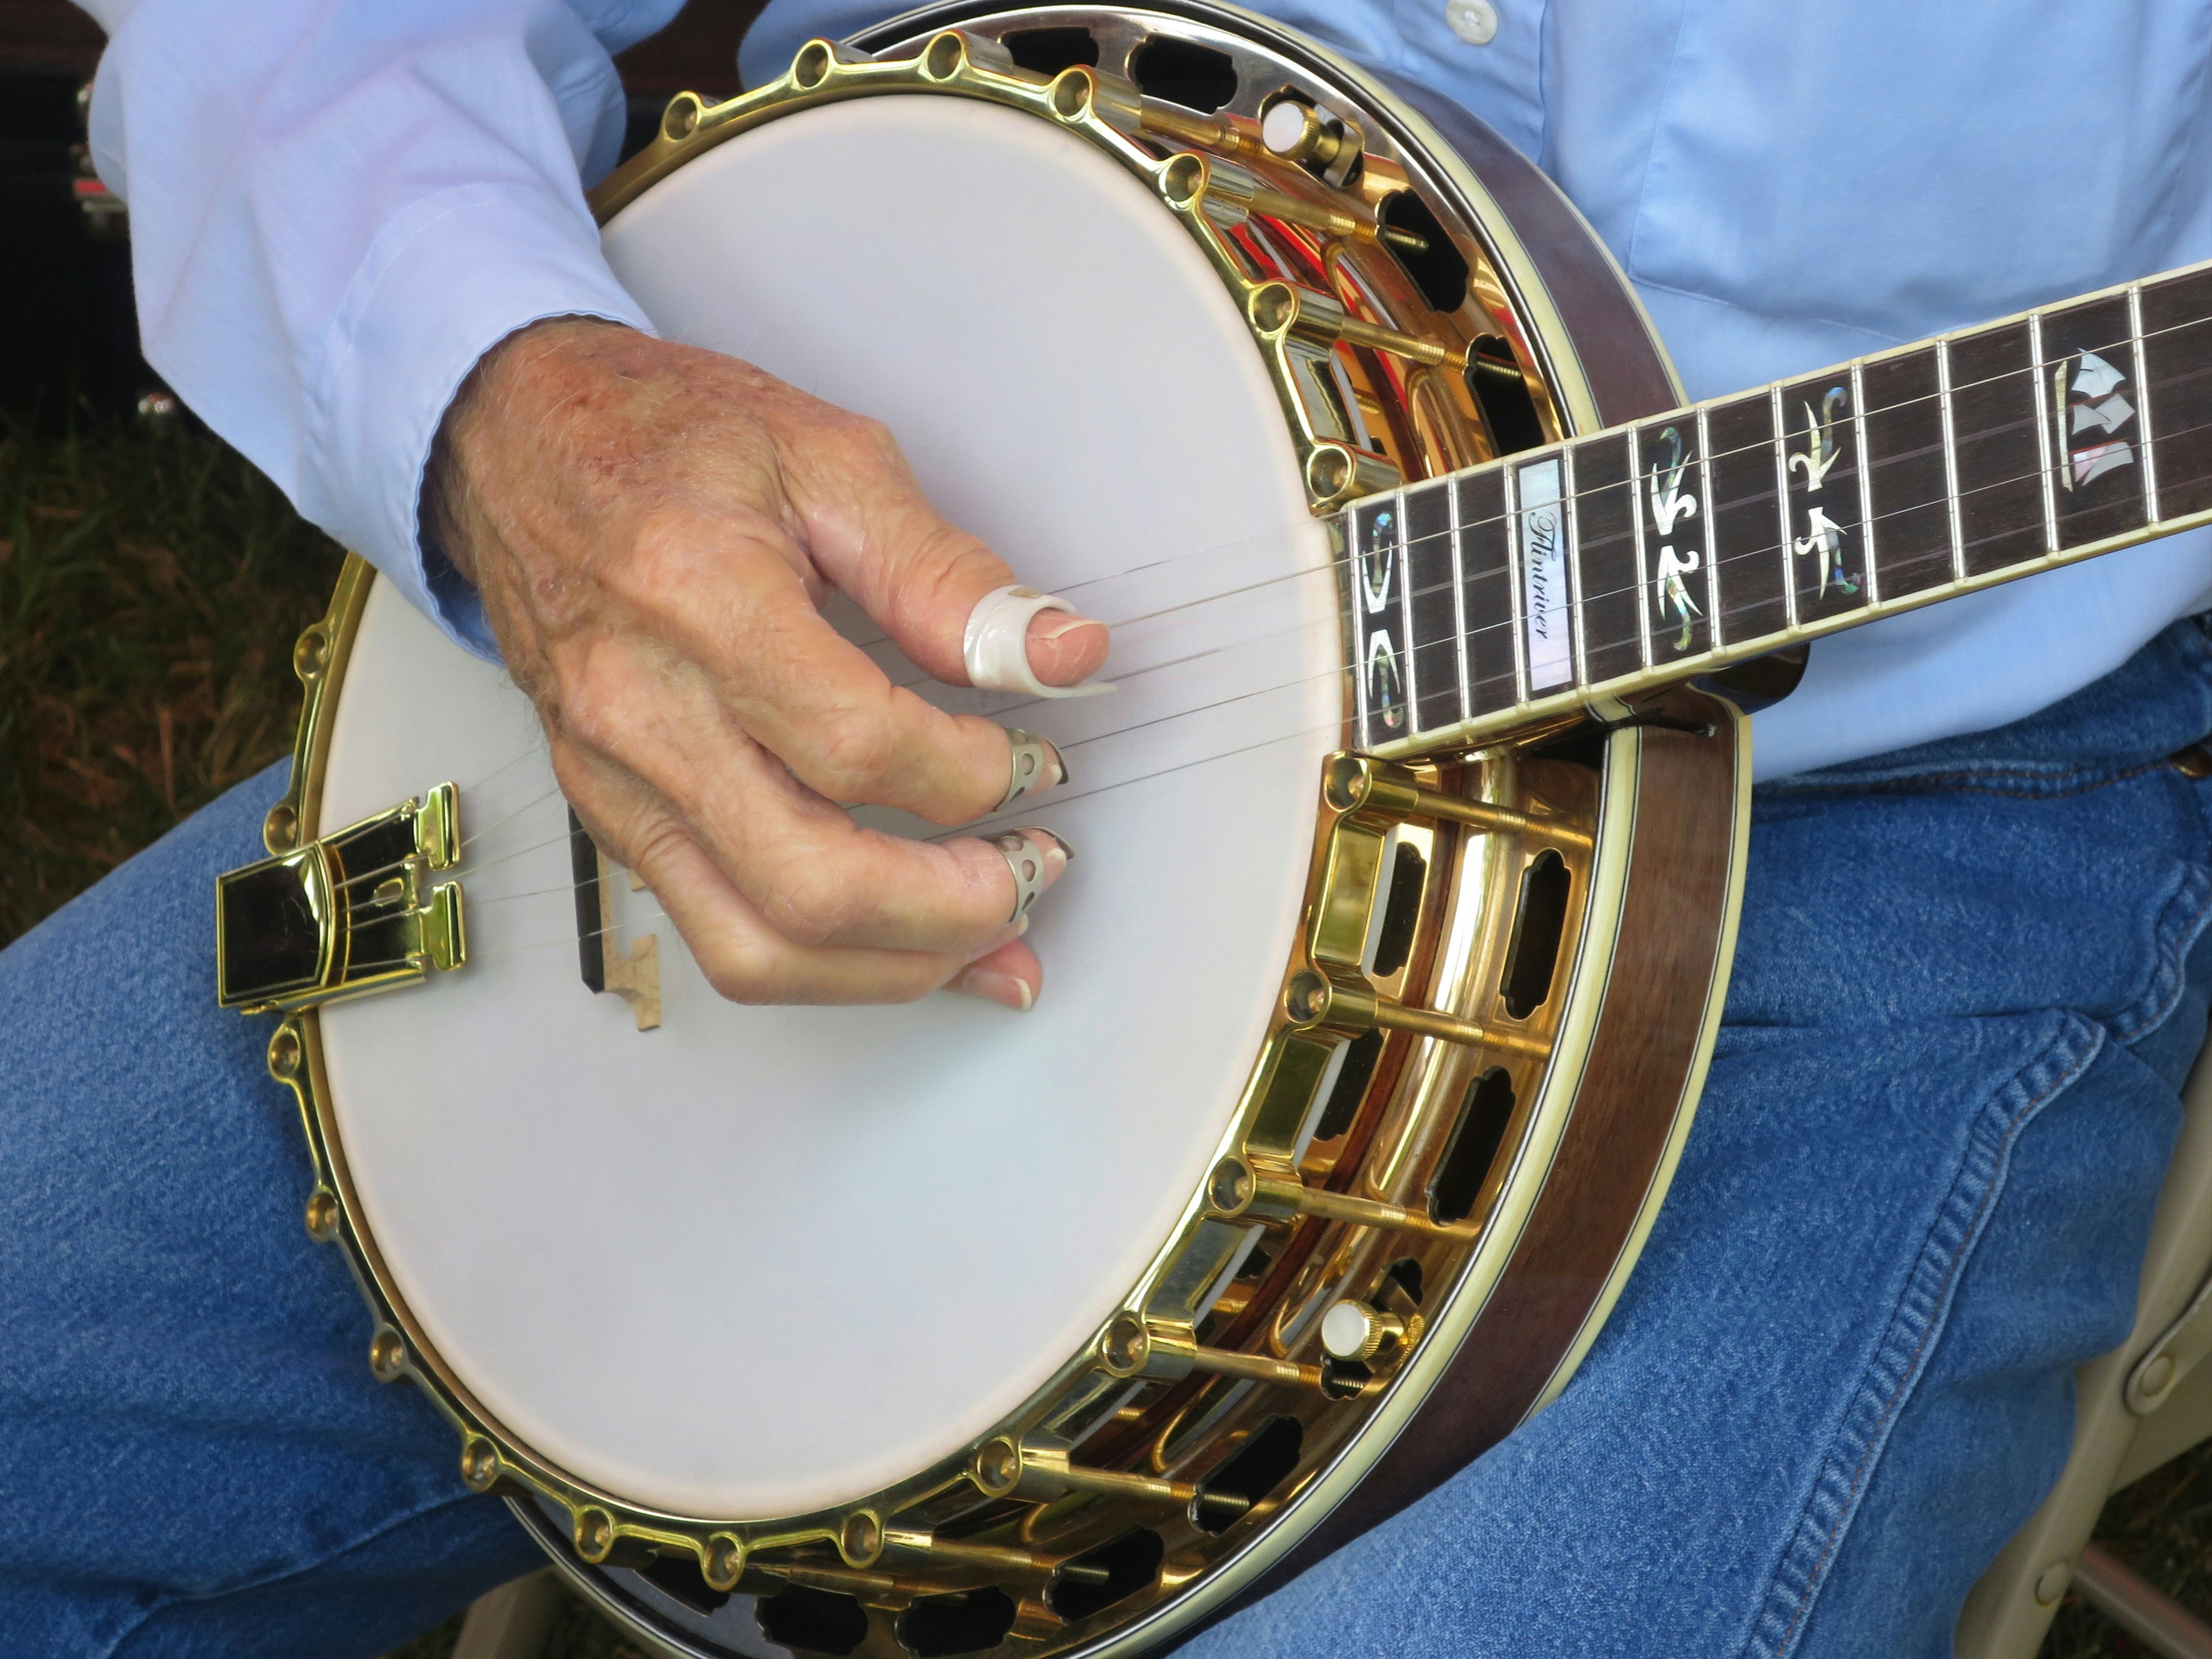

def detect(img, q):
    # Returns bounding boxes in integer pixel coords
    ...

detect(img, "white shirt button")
[1447,0,1500,44]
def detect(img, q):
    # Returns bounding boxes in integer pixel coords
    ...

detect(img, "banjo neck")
[1348,259,2212,757]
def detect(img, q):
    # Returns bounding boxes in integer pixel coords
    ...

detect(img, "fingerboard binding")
[1346,256,2212,760]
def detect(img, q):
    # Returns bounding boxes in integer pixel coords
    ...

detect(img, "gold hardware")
[1326,753,1594,847]
[573,1507,616,1564]
[1207,1154,1459,1239]
[460,1436,502,1492]
[1048,64,1145,134]
[755,1560,903,1597]
[1159,150,1412,259]
[1246,279,1466,371]
[1256,92,1367,187]
[702,1533,748,1592]
[662,93,703,141]
[304,1189,339,1241]
[1284,967,1548,1058]
[368,1327,407,1382]
[1260,96,1343,169]
[881,1530,1052,1574]
[1304,442,1398,504]
[972,1437,1197,1506]
[216,783,466,1013]
[1099,1313,1324,1388]
[838,1510,884,1568]
[1319,1300,1408,1362]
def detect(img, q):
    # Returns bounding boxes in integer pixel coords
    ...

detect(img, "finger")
[559,751,1024,1005]
[552,667,1071,952]
[608,523,1056,823]
[774,410,1110,689]
[948,936,1043,1012]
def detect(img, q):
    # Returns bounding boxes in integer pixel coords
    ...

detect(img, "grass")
[2046,1443,2212,1655]
[0,405,342,946]
[8,404,2212,1655]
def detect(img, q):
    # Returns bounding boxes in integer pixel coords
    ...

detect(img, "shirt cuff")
[301,181,655,659]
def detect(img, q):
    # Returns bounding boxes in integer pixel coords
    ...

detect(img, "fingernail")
[951,966,1035,1012]
[1017,826,1074,874]
[1035,613,1108,645]
[1044,738,1069,790]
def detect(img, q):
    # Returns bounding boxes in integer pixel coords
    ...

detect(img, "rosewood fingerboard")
[1349,259,2212,757]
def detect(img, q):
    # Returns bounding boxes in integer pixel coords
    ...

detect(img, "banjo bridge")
[214,782,466,1013]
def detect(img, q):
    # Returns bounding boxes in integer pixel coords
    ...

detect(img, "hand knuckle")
[761,859,858,947]
[811,706,896,797]
[701,942,777,1004]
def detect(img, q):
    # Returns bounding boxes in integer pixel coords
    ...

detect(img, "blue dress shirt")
[79,0,2212,777]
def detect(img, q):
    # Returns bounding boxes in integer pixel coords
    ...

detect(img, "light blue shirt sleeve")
[76,0,686,657]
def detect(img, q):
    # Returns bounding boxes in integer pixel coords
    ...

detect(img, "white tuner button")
[1321,1299,1406,1361]
[1447,0,1501,46]
[1262,100,1317,158]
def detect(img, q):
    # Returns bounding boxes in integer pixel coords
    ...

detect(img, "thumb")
[786,416,1110,691]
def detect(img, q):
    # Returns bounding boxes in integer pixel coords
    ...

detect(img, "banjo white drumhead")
[315,95,1339,1520]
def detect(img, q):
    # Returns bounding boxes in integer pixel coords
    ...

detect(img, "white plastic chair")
[1959,1047,2212,1658]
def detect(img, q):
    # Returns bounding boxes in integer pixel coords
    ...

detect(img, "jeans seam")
[1763,756,2192,803]
[2109,862,2212,1047]
[1736,1015,2105,1659]
[100,1489,508,1658]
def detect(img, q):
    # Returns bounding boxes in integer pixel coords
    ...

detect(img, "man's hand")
[426,318,1108,1011]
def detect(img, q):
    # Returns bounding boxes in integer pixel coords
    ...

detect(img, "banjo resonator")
[216,6,1750,1656]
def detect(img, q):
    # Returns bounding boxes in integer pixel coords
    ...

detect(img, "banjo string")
[338,424,2212,915]
[962,423,2212,759]
[351,412,2204,914]
[336,442,2212,942]
[337,714,1351,973]
[316,335,2212,915]
[1003,398,2212,731]
[857,314,2206,672]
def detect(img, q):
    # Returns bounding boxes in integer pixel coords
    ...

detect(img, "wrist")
[426,315,643,587]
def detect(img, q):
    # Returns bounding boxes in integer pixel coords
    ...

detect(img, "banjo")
[208,4,2212,1655]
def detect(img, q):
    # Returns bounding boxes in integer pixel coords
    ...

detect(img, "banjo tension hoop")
[215,782,466,1014]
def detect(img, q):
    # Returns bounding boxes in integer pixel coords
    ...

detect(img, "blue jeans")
[9,625,2212,1657]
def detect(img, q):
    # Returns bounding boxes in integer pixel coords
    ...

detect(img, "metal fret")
[1937,338,1965,585]
[1455,467,1516,718]
[1346,510,1369,745]
[1772,383,1798,633]
[1394,486,1420,728]
[2133,284,2161,522]
[1695,407,1721,646]
[1564,444,1587,688]
[2029,311,2059,554]
[1948,320,2046,577]
[1449,476,1472,727]
[1852,363,1879,605]
[1503,463,1528,704]
[1627,425,1652,670]
[2138,267,2212,521]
